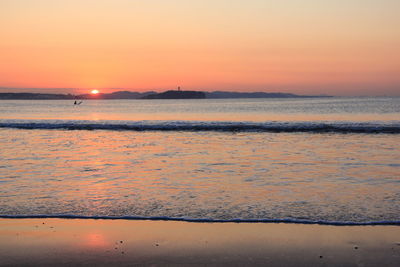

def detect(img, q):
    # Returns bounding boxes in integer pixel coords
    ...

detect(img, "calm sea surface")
[0,97,399,224]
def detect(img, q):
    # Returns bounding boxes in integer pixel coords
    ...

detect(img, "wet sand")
[0,219,399,266]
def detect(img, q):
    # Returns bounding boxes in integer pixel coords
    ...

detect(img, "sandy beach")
[0,219,398,266]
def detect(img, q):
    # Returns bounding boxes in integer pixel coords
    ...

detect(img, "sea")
[0,97,399,225]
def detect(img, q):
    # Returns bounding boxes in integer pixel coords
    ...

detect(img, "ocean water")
[0,97,399,224]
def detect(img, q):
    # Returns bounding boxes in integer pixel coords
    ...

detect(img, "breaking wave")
[0,214,399,225]
[0,120,399,134]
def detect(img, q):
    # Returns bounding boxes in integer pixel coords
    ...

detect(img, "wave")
[0,120,399,134]
[0,214,399,225]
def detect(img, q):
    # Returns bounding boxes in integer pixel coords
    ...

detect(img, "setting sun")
[91,90,99,94]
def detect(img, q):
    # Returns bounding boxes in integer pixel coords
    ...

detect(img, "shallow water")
[0,97,399,223]
[0,97,399,122]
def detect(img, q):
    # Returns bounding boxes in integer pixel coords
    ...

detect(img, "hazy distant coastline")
[0,90,331,100]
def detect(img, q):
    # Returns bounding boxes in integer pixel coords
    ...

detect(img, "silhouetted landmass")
[0,90,330,100]
[77,91,155,99]
[0,93,75,100]
[106,91,155,99]
[142,90,206,99]
[206,91,330,98]
[0,91,155,100]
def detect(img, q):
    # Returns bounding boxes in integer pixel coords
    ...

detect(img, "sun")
[91,89,99,94]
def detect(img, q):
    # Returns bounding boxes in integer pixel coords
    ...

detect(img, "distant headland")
[0,90,331,100]
[143,90,206,99]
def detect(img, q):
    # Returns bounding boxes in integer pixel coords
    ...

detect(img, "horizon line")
[1,87,399,97]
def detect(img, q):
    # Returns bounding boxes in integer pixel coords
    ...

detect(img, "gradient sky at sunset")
[1,0,399,95]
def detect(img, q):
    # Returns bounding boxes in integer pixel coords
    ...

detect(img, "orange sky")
[1,0,399,96]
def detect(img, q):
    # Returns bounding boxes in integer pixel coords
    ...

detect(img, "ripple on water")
[0,128,399,223]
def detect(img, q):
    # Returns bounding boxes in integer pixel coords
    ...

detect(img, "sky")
[0,0,399,96]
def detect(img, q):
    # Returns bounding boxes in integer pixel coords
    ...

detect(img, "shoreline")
[1,215,399,226]
[1,219,399,266]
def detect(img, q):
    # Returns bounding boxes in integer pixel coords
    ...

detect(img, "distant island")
[0,91,155,100]
[0,90,331,100]
[205,91,316,98]
[143,90,206,99]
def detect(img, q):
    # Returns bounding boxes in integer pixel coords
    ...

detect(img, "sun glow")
[91,90,99,94]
